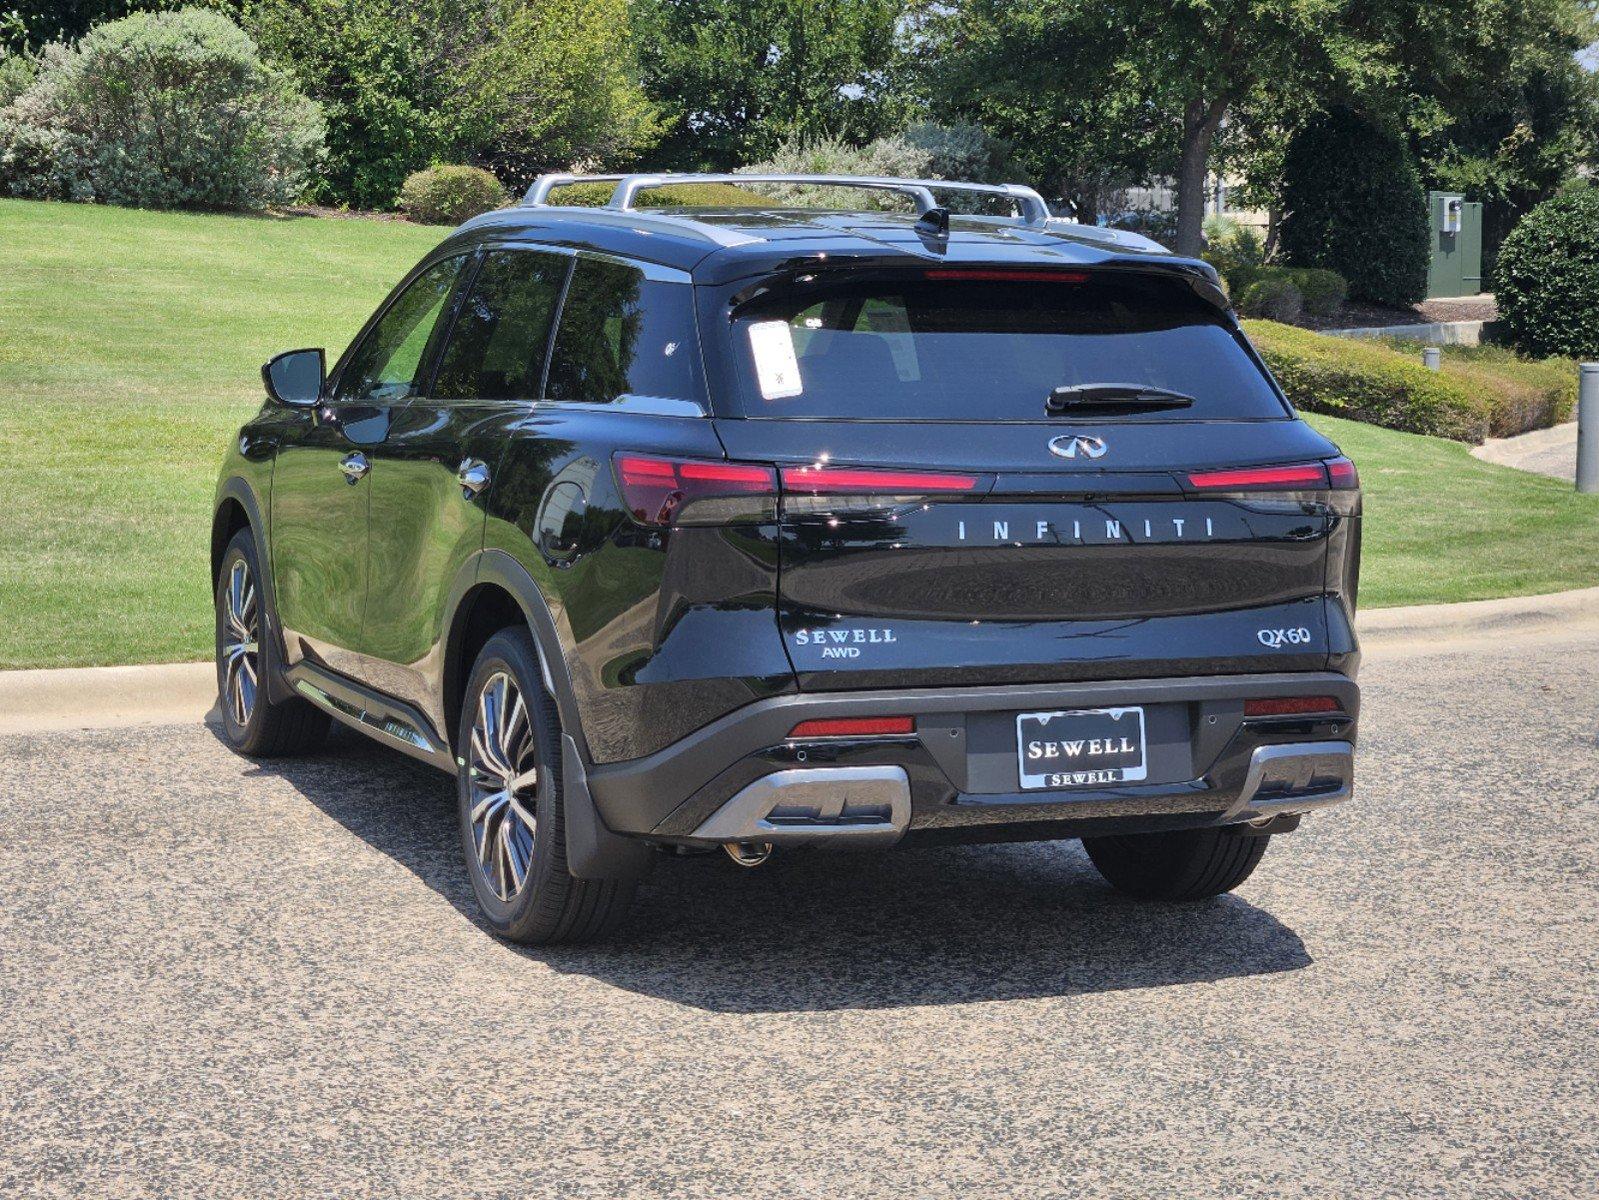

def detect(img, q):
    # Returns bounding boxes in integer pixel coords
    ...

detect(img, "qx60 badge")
[1049,434,1108,460]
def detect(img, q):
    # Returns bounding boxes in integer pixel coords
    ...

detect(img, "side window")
[545,257,702,404]
[335,255,465,402]
[432,249,569,401]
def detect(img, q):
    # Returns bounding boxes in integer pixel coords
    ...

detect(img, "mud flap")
[562,734,653,881]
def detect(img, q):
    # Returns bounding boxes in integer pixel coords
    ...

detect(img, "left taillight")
[613,454,778,528]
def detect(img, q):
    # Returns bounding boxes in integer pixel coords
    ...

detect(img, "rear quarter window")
[721,270,1287,422]
[546,257,704,406]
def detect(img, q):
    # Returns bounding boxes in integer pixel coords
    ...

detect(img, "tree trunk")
[1174,96,1230,257]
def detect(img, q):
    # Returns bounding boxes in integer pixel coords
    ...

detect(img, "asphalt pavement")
[2,628,1596,1198]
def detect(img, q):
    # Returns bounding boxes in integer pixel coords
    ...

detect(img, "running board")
[285,662,454,772]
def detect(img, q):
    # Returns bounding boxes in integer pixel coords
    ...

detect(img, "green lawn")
[1,197,1597,668]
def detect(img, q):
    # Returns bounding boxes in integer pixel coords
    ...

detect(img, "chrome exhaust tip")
[724,841,773,868]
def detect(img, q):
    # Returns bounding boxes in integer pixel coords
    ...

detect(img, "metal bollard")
[1579,363,1599,494]
[1422,347,1441,371]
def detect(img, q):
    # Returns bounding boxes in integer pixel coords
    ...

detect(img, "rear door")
[361,245,571,722]
[708,267,1354,691]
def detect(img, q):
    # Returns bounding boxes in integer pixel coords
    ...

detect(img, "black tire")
[456,627,635,944]
[215,528,329,757]
[1081,827,1270,901]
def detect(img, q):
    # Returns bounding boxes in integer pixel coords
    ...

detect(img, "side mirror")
[262,348,325,407]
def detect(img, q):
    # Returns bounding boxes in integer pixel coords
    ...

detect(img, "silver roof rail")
[523,172,1053,227]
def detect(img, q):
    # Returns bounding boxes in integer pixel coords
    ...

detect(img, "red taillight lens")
[923,269,1090,283]
[787,716,915,738]
[614,454,776,526]
[1327,456,1359,489]
[1187,462,1330,490]
[780,465,981,494]
[1243,696,1343,718]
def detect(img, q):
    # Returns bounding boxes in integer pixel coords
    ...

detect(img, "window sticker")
[748,319,804,400]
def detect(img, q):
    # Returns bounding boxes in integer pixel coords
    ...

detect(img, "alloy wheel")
[467,671,540,902]
[221,558,260,727]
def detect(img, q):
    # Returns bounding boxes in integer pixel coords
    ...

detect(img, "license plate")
[1017,707,1147,790]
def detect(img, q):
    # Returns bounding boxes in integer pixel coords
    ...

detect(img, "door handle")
[457,458,491,499]
[339,452,370,484]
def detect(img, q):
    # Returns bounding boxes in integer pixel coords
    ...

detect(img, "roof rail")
[523,172,1053,227]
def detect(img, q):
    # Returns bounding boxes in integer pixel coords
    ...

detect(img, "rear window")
[723,271,1286,421]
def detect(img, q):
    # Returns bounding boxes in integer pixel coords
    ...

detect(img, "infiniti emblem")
[1049,434,1108,460]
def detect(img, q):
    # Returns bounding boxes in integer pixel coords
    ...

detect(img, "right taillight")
[614,454,777,527]
[1326,456,1359,489]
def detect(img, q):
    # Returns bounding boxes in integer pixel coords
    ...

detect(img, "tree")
[632,0,905,170]
[1279,108,1430,305]
[918,0,1364,253]
[239,0,659,208]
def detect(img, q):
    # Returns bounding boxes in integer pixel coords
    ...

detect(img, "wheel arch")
[440,550,651,881]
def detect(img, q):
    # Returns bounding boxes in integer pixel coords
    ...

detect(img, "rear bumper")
[585,672,1358,846]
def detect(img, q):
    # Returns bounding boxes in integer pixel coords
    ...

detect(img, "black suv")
[213,173,1360,943]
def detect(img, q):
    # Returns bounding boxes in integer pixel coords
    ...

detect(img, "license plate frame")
[1016,706,1148,790]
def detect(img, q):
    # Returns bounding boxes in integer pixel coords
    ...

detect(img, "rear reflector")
[1243,696,1343,717]
[1188,462,1329,490]
[923,269,1091,283]
[788,716,915,739]
[781,465,980,494]
[614,454,776,526]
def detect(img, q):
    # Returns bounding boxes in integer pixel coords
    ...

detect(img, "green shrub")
[1246,320,1492,441]
[1280,108,1430,307]
[0,51,34,105]
[740,135,934,210]
[1203,215,1265,292]
[1493,185,1599,359]
[1288,268,1348,318]
[397,164,506,225]
[1237,276,1304,323]
[547,180,770,208]
[0,8,323,210]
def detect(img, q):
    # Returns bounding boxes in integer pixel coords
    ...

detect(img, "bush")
[1280,108,1430,307]
[1237,276,1304,323]
[1246,321,1577,442]
[398,165,506,225]
[0,52,34,106]
[547,180,770,208]
[1287,268,1348,318]
[0,8,323,210]
[740,135,933,210]
[1203,215,1265,291]
[1493,186,1599,359]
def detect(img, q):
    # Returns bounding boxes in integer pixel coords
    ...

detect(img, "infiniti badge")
[1049,434,1108,460]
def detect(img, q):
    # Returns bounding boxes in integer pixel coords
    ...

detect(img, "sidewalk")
[1472,420,1578,482]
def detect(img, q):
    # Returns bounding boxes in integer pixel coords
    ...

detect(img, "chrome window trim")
[532,395,707,419]
[575,248,694,285]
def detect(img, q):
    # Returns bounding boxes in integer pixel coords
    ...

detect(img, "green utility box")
[1427,191,1483,298]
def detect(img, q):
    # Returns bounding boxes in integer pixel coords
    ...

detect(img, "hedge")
[1244,322,1575,443]
[544,180,769,207]
[398,164,505,225]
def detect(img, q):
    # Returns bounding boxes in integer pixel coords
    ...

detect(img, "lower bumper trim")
[1226,740,1354,820]
[689,765,911,848]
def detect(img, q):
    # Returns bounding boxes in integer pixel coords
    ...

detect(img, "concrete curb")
[3,586,1597,734]
[0,662,215,735]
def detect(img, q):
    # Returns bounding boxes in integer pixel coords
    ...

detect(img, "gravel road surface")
[2,631,1595,1199]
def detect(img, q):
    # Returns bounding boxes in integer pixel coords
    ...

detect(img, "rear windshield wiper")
[1046,383,1195,414]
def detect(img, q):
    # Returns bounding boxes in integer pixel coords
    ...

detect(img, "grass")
[1,197,1597,668]
[0,198,442,668]
[1305,413,1599,607]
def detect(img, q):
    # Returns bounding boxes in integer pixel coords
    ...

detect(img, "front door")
[362,246,572,726]
[270,253,468,674]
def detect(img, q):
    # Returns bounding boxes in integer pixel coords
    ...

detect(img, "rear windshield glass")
[723,271,1286,421]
